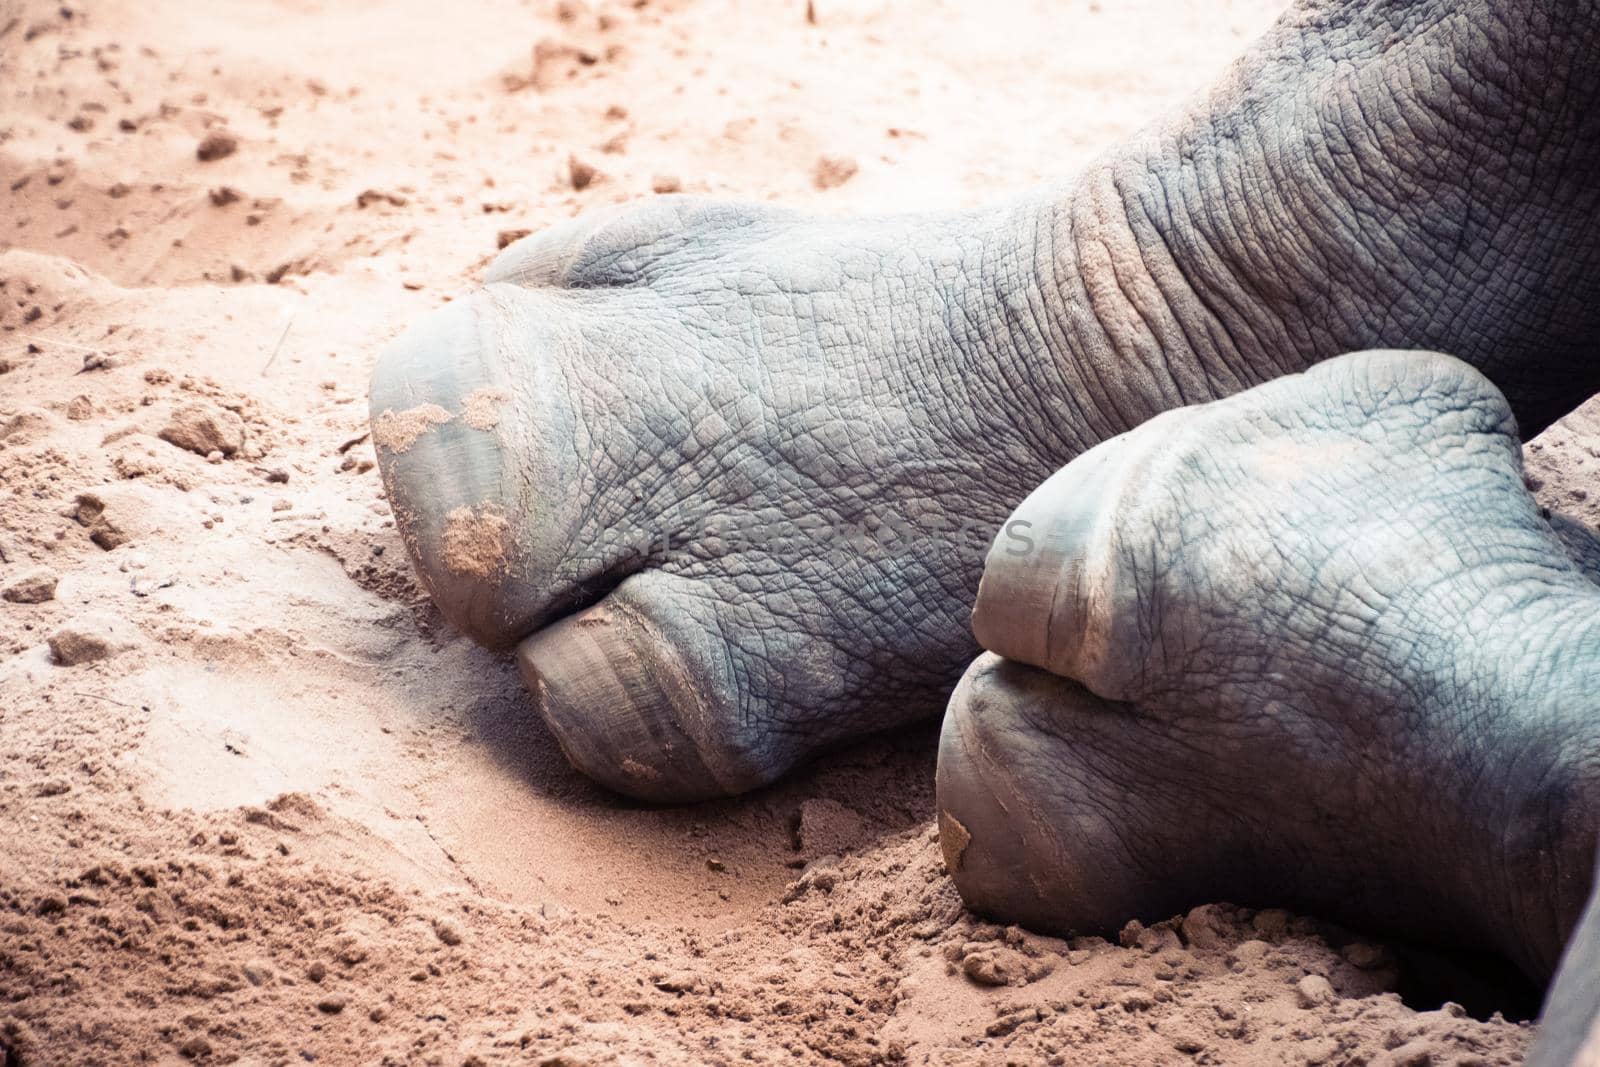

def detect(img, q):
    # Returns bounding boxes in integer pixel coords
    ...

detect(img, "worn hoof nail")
[936,654,1060,930]
[970,407,1183,693]
[517,598,760,804]
[371,285,593,650]
[970,437,1111,674]
[937,653,1155,936]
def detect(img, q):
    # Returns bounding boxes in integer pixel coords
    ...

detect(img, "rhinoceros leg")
[940,349,1600,984]
[370,0,1600,801]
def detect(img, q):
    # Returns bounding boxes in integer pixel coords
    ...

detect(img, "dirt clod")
[813,154,858,190]
[196,130,238,162]
[1296,973,1337,1008]
[3,567,58,603]
[496,227,532,249]
[434,917,464,946]
[568,154,598,189]
[160,403,245,456]
[48,612,138,665]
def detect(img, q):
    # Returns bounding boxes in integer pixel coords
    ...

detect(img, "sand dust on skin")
[461,386,511,432]
[372,402,455,454]
[0,0,1568,1061]
[440,504,511,579]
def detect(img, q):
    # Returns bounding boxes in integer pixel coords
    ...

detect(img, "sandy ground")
[2,0,1595,1062]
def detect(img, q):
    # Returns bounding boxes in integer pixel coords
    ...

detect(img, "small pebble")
[196,129,238,161]
[568,154,598,190]
[813,154,858,190]
[1342,941,1389,969]
[433,917,463,946]
[160,402,245,456]
[1231,939,1271,965]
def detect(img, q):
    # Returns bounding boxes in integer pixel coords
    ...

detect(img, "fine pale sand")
[2,0,1591,1062]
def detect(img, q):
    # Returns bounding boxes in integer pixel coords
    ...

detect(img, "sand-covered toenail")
[369,290,561,647]
[517,589,764,803]
[935,653,1143,935]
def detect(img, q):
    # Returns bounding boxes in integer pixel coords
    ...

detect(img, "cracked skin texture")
[371,0,1600,803]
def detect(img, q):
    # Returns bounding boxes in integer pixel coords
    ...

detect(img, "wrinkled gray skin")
[370,0,1600,1050]
[372,0,1600,803]
[933,350,1600,1060]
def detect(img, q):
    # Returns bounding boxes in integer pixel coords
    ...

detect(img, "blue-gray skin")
[938,349,1600,1055]
[370,0,1600,804]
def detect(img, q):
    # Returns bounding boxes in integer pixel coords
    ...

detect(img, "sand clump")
[47,611,139,665]
[814,154,860,190]
[195,129,239,162]
[2,567,58,603]
[159,401,247,456]
[71,486,159,549]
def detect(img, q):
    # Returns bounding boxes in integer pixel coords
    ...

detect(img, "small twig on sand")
[17,332,102,355]
[337,432,371,454]
[72,690,139,710]
[261,319,293,376]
